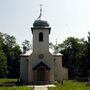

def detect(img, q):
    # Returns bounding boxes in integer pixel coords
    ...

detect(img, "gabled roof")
[49,48,63,56]
[20,50,32,56]
[33,62,50,70]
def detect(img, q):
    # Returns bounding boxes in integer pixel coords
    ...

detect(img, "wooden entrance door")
[37,67,45,81]
[33,62,50,84]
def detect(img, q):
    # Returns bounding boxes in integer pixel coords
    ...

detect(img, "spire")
[54,39,58,54]
[37,4,43,19]
[40,4,42,17]
[33,4,50,28]
[56,39,57,46]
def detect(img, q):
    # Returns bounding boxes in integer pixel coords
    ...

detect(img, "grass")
[48,80,90,90]
[0,78,33,90]
[0,86,33,90]
[1,79,90,90]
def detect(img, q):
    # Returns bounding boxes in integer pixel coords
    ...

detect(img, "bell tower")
[31,5,51,53]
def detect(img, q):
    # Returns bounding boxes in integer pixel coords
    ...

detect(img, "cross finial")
[38,4,43,19]
[56,39,57,46]
[40,4,42,16]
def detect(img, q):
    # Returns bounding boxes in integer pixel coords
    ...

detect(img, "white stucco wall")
[28,52,55,83]
[62,67,68,80]
[53,55,63,81]
[20,26,68,84]
[20,53,68,83]
[53,55,68,81]
[33,28,49,53]
[20,56,29,83]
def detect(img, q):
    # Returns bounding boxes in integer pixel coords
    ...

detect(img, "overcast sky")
[0,0,90,46]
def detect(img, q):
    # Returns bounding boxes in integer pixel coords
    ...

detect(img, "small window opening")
[39,32,43,42]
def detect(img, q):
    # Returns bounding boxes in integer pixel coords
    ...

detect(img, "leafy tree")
[22,40,31,53]
[2,33,21,78]
[0,32,3,50]
[59,37,86,79]
[0,32,21,78]
[49,42,59,54]
[3,33,16,48]
[0,50,7,77]
[12,45,21,78]
[85,32,90,76]
[0,32,8,77]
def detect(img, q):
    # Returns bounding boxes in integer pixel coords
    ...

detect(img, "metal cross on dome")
[40,4,42,16]
[38,4,43,19]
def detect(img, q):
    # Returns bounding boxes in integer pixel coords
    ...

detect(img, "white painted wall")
[28,52,54,83]
[53,55,68,81]
[33,28,50,53]
[20,26,68,84]
[20,57,28,83]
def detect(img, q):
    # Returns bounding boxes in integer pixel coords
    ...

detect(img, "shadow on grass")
[0,81,24,87]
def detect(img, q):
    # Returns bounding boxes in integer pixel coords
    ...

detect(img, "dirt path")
[34,85,55,90]
[34,85,48,90]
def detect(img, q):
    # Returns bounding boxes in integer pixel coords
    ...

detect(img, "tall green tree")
[59,37,86,79]
[0,32,3,50]
[0,32,7,77]
[85,32,90,76]
[0,32,21,78]
[22,40,31,53]
[3,33,21,78]
[0,50,7,77]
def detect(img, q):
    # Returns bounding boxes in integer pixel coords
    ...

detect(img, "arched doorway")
[33,62,50,84]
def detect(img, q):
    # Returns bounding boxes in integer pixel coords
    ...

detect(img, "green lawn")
[48,80,90,90]
[1,79,90,90]
[0,78,33,90]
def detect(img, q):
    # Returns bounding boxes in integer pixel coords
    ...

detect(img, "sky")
[0,0,90,47]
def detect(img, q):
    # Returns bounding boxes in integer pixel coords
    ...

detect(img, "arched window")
[39,32,43,42]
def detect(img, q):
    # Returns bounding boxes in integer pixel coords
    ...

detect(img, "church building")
[20,6,68,84]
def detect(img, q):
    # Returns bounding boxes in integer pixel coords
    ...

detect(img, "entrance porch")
[33,62,50,84]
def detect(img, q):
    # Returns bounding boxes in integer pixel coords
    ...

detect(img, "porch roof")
[33,62,50,70]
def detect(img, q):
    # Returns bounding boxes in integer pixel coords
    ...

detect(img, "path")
[34,85,48,90]
[34,85,55,90]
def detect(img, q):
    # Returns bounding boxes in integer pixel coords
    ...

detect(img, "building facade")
[20,8,68,84]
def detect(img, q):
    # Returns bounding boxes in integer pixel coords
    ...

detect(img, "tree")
[49,42,59,54]
[0,32,8,77]
[3,33,16,48]
[0,50,7,77]
[12,45,21,78]
[0,32,3,50]
[85,32,90,76]
[22,40,31,53]
[2,33,21,78]
[0,32,22,78]
[59,37,86,79]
